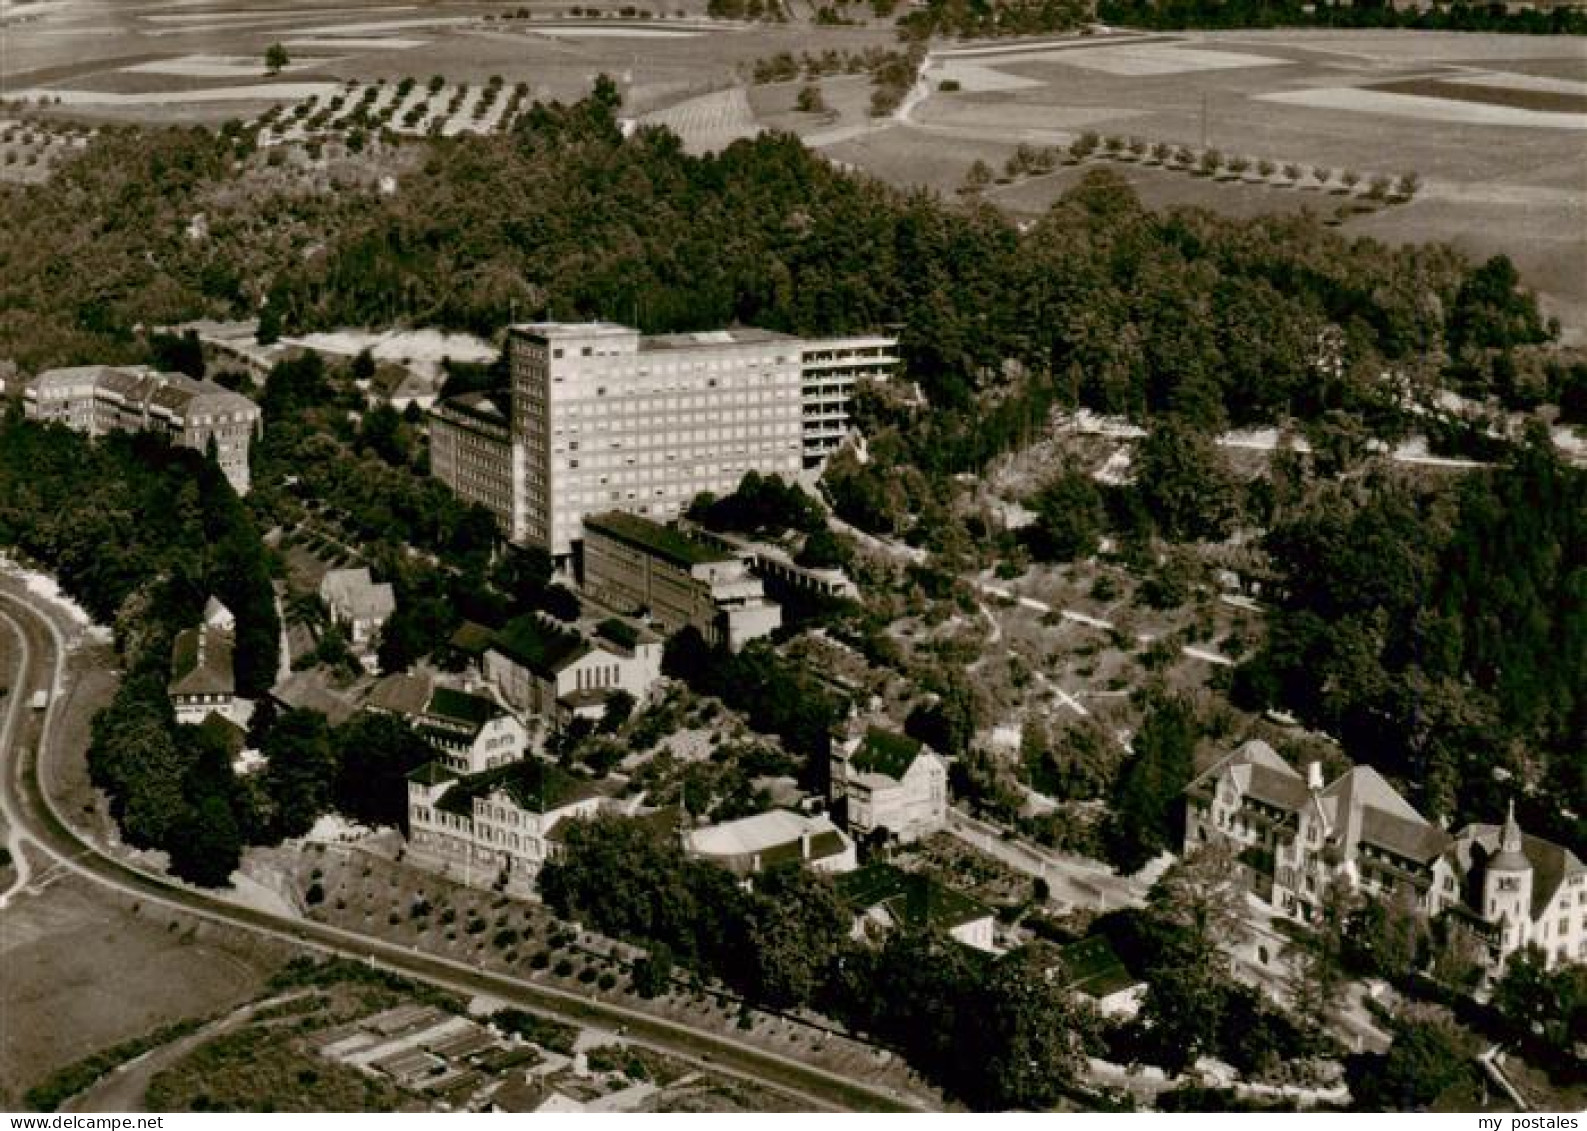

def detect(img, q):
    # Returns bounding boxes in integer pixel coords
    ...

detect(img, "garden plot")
[1446,70,1587,97]
[0,118,94,183]
[287,18,474,37]
[638,87,757,154]
[917,100,1144,134]
[140,7,422,27]
[283,37,431,51]
[533,26,706,38]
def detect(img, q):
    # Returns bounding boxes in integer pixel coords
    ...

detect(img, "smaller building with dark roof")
[837,863,996,953]
[365,672,528,775]
[1049,935,1146,1017]
[829,725,948,844]
[483,613,661,727]
[169,623,238,725]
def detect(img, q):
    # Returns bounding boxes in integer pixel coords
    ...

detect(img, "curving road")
[0,584,927,1113]
[0,608,39,908]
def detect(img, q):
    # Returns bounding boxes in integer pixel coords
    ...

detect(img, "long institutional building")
[428,323,897,557]
[24,365,262,494]
[1186,740,1586,975]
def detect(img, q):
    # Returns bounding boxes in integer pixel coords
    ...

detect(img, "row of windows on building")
[551,426,798,449]
[560,450,799,476]
[551,402,797,426]
[557,438,798,463]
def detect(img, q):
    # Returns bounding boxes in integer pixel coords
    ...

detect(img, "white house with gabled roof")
[829,725,948,843]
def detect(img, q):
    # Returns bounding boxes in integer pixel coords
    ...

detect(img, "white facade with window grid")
[508,323,893,558]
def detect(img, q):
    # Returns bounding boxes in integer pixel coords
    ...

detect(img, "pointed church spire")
[1501,798,1523,855]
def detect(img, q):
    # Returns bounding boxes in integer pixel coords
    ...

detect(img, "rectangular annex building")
[580,510,780,651]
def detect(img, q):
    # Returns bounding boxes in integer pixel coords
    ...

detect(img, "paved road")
[0,609,37,908]
[0,584,927,1113]
[946,808,1150,913]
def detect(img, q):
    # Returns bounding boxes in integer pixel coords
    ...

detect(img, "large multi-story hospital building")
[428,322,896,558]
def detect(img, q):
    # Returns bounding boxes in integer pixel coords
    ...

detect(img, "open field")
[0,873,295,1109]
[0,615,297,1109]
[2,0,897,121]
[818,29,1587,334]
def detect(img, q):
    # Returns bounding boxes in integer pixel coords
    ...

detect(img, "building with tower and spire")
[1448,801,1587,972]
[1185,740,1586,976]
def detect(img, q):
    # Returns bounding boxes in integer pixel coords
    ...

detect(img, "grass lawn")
[0,876,293,1109]
[145,1023,412,1112]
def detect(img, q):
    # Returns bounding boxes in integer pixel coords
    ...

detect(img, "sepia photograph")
[0,0,1582,1117]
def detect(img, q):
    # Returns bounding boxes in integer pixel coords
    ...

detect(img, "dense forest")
[1236,433,1587,848]
[0,85,1526,424]
[0,411,280,882]
[0,406,460,883]
[544,818,1342,1109]
[0,409,278,694]
[897,0,1089,39]
[1097,0,1587,34]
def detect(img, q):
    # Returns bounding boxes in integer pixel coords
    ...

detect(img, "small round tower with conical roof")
[1483,800,1533,956]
